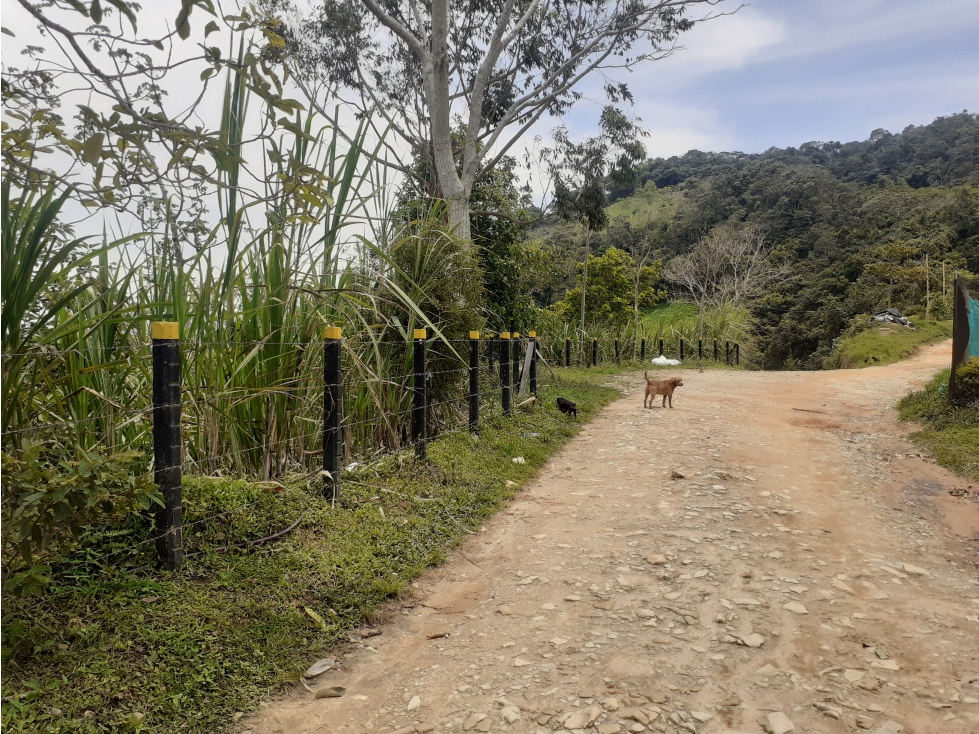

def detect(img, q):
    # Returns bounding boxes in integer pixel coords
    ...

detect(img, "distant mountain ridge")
[614,111,979,199]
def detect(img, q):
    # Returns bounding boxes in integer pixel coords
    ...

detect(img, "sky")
[2,0,978,233]
[553,0,979,159]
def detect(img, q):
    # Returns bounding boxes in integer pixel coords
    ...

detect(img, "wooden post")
[469,331,480,434]
[735,343,740,365]
[713,339,718,361]
[565,337,572,368]
[528,331,538,395]
[725,341,731,365]
[487,333,495,371]
[323,326,343,500]
[512,332,521,390]
[614,338,620,364]
[152,321,184,570]
[680,338,685,361]
[698,339,703,360]
[500,332,511,416]
[412,329,427,459]
[659,338,664,357]
[640,338,646,360]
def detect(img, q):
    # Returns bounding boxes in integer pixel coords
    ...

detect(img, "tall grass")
[1,63,480,573]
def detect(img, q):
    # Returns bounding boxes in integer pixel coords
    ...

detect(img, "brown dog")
[643,372,684,409]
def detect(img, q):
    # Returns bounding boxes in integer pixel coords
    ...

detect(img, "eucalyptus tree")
[288,0,721,240]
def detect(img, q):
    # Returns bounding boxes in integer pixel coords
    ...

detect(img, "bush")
[955,357,979,403]
[1,444,160,593]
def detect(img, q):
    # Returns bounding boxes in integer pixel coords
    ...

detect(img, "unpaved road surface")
[245,342,979,734]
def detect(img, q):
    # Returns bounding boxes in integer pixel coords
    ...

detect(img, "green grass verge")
[1,372,619,734]
[828,318,952,369]
[898,369,979,481]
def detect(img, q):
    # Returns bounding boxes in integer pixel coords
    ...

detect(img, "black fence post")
[412,329,427,459]
[641,338,646,361]
[152,321,184,570]
[512,332,521,390]
[592,337,598,367]
[659,338,664,357]
[680,338,685,361]
[725,341,731,365]
[469,331,480,434]
[713,339,718,361]
[323,326,343,500]
[614,338,620,364]
[698,339,703,360]
[565,337,572,368]
[500,332,511,415]
[528,330,538,395]
[735,343,741,365]
[487,333,495,371]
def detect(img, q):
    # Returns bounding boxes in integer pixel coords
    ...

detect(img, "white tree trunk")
[447,195,471,241]
[579,230,590,360]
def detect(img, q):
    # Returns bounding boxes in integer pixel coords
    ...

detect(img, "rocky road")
[244,342,979,734]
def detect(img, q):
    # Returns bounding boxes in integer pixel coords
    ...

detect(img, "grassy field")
[898,369,979,481]
[827,318,952,369]
[1,372,621,734]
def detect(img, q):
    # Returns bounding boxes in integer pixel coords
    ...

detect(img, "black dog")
[556,397,577,419]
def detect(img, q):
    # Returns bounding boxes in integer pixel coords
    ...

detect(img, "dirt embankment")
[245,341,979,734]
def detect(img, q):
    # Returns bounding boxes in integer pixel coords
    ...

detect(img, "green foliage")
[898,369,979,481]
[823,318,952,369]
[955,357,979,403]
[0,373,619,734]
[556,247,663,332]
[1,444,160,587]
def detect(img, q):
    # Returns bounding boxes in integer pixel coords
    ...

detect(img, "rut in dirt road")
[244,342,979,734]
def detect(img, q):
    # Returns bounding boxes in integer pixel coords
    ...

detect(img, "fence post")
[659,338,664,357]
[500,332,511,415]
[528,331,538,395]
[565,337,571,367]
[469,331,480,434]
[512,332,521,389]
[323,326,343,500]
[487,333,495,371]
[412,329,427,459]
[725,341,731,365]
[713,339,718,360]
[614,338,620,364]
[592,338,598,366]
[735,343,740,366]
[641,338,646,361]
[698,339,703,360]
[152,321,184,570]
[680,338,685,361]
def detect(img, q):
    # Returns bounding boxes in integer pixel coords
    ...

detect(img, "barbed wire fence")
[2,327,739,573]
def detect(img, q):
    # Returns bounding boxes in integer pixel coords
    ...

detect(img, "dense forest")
[521,112,979,369]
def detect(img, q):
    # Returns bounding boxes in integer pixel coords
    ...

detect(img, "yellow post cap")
[151,321,179,339]
[324,326,342,339]
[593,337,598,341]
[513,332,520,338]
[469,331,480,339]
[413,328,427,339]
[566,336,572,341]
[500,332,510,339]
[528,331,536,337]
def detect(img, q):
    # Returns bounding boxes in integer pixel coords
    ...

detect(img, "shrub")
[1,443,160,593]
[955,357,979,403]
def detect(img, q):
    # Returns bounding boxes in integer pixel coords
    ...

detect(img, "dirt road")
[245,342,979,734]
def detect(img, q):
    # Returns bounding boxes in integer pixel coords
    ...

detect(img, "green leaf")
[175,5,191,40]
[204,20,219,36]
[81,133,105,165]
[200,67,217,81]
[105,0,138,30]
[1,26,15,37]
[90,0,103,24]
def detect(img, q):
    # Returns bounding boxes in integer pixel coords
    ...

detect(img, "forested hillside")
[526,113,979,369]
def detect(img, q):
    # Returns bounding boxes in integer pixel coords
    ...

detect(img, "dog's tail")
[644,370,649,382]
